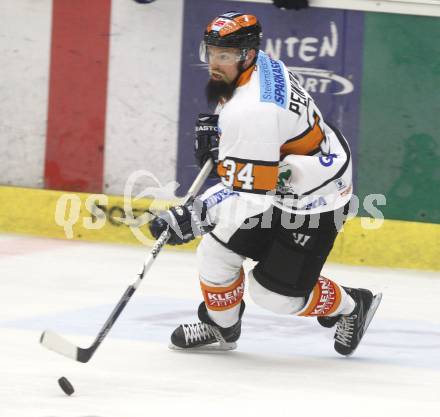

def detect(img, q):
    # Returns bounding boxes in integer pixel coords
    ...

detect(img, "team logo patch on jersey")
[277,169,292,188]
[276,169,294,194]
[258,52,287,109]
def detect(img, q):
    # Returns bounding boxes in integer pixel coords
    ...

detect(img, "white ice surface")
[0,234,439,417]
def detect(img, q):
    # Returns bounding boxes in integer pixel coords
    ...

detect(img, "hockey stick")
[40,160,213,363]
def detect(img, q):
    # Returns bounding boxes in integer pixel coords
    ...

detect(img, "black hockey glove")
[273,0,309,10]
[194,113,219,177]
[148,198,214,245]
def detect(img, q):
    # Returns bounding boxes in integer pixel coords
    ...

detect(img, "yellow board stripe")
[328,216,440,271]
[0,186,439,270]
[0,186,198,251]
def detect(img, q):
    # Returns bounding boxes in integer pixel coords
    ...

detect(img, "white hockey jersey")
[200,50,352,243]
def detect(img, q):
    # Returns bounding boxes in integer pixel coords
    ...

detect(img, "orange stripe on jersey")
[249,163,278,190]
[280,114,324,157]
[217,158,278,193]
[200,269,245,311]
[298,276,342,317]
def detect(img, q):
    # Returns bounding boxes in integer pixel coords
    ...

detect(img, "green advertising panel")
[358,12,440,223]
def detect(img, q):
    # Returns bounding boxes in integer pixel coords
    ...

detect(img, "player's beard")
[205,79,235,106]
[205,65,243,106]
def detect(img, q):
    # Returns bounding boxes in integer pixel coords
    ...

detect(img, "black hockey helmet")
[200,11,262,63]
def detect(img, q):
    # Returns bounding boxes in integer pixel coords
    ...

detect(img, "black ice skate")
[317,286,359,328]
[333,288,382,356]
[169,301,245,351]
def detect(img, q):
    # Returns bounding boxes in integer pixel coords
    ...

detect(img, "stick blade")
[40,330,79,361]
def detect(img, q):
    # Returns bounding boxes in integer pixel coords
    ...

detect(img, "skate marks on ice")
[1,295,439,369]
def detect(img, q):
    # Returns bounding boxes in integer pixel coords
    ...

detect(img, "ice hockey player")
[149,11,382,356]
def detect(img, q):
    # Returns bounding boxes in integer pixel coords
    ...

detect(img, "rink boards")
[0,185,439,271]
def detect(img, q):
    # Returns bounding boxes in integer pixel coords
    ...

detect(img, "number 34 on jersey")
[218,157,279,195]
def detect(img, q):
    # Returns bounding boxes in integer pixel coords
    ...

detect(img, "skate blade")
[168,341,237,352]
[364,292,383,333]
[345,292,383,357]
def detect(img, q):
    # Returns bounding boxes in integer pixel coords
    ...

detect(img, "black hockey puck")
[58,376,74,396]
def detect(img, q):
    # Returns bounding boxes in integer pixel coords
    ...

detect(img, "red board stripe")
[45,0,111,192]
